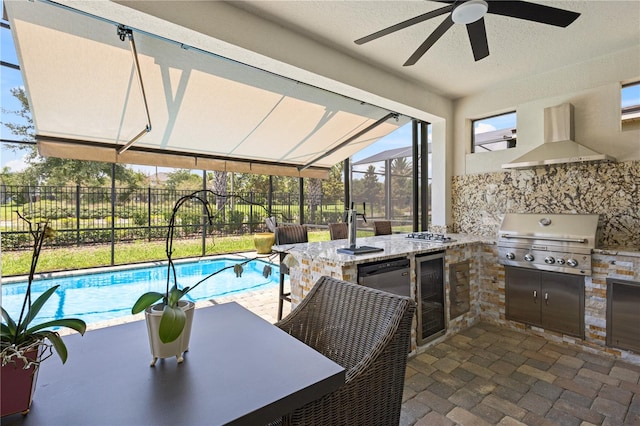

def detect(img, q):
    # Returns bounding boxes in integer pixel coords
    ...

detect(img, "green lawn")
[2,230,332,277]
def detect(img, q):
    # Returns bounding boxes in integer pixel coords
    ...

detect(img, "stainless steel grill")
[497,213,599,276]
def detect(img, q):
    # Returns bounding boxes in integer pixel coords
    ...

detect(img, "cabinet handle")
[533,290,537,301]
[544,292,549,304]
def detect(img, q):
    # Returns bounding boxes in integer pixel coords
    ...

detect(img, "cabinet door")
[505,267,541,325]
[540,272,584,337]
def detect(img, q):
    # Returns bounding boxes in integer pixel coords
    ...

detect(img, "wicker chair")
[273,276,416,425]
[274,225,309,320]
[373,220,392,236]
[328,222,348,240]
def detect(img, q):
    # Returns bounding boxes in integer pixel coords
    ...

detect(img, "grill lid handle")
[499,234,587,244]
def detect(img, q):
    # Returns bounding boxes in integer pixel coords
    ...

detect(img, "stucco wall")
[453,46,640,176]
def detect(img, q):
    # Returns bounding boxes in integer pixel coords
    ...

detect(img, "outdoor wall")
[451,160,640,249]
[453,45,640,176]
[445,45,640,237]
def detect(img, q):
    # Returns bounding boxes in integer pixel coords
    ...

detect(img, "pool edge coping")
[2,250,284,334]
[1,251,277,284]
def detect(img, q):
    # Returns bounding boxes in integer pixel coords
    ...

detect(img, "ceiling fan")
[355,0,580,65]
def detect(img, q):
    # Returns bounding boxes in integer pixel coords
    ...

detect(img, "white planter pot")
[144,300,195,366]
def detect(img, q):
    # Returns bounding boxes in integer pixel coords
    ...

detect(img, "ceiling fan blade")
[488,1,580,27]
[467,18,489,61]
[404,14,454,66]
[355,5,454,45]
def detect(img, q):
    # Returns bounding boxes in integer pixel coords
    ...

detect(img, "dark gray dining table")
[3,302,345,425]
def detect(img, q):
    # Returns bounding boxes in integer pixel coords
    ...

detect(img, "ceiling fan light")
[452,0,488,25]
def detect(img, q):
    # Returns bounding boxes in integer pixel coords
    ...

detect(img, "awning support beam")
[116,25,152,155]
[299,112,398,171]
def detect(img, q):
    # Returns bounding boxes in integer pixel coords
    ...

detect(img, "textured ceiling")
[230,1,640,99]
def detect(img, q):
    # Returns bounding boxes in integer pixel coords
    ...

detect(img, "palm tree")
[389,157,413,217]
[307,178,322,223]
[390,157,412,177]
[212,171,228,210]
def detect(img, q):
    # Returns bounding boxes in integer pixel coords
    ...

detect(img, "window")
[351,121,431,229]
[621,82,640,122]
[471,111,517,153]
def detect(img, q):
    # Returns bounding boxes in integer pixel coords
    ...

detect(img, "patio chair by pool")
[328,222,348,240]
[272,276,416,425]
[274,225,309,320]
[373,220,392,236]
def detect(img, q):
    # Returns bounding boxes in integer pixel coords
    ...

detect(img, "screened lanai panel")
[5,0,409,178]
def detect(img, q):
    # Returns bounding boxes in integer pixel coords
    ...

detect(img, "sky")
[1,6,639,177]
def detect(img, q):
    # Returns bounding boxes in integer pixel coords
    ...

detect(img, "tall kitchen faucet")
[346,202,367,248]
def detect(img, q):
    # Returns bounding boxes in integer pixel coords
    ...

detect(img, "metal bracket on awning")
[299,112,399,171]
[116,25,152,155]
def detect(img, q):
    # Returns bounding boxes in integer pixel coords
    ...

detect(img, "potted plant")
[131,190,273,366]
[1,213,87,417]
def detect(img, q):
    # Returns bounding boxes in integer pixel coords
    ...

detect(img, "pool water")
[1,258,279,326]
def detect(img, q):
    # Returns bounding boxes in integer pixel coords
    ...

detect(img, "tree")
[233,173,270,194]
[209,171,228,210]
[306,178,322,223]
[272,175,298,194]
[322,163,345,203]
[361,165,382,208]
[389,157,413,216]
[1,88,34,147]
[390,157,412,177]
[31,158,133,187]
[165,169,202,191]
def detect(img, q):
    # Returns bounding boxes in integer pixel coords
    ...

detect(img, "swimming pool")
[1,258,280,326]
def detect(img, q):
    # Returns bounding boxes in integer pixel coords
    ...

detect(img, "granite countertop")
[593,247,640,258]
[273,233,490,265]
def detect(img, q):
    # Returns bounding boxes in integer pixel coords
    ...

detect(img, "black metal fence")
[1,185,346,250]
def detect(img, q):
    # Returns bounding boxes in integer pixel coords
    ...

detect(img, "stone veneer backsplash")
[451,160,639,249]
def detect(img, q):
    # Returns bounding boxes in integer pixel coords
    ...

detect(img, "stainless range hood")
[502,103,616,169]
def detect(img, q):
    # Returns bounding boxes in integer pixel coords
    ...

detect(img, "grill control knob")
[544,256,555,264]
[556,258,566,265]
[505,252,515,260]
[524,253,535,262]
[567,258,578,267]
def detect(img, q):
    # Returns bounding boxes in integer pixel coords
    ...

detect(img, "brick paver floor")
[401,323,640,426]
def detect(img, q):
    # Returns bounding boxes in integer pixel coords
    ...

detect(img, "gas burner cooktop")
[406,232,456,243]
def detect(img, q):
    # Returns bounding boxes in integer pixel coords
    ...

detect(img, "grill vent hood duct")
[502,103,616,169]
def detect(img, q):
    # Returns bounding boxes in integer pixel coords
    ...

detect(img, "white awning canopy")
[5,0,409,179]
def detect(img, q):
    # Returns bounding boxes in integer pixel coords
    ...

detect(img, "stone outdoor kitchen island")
[274,233,489,352]
[274,233,640,363]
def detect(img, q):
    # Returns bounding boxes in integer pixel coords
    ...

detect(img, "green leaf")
[1,307,17,338]
[38,330,69,364]
[16,286,60,335]
[131,292,164,314]
[1,322,14,342]
[26,318,87,336]
[158,305,187,344]
[167,286,187,307]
